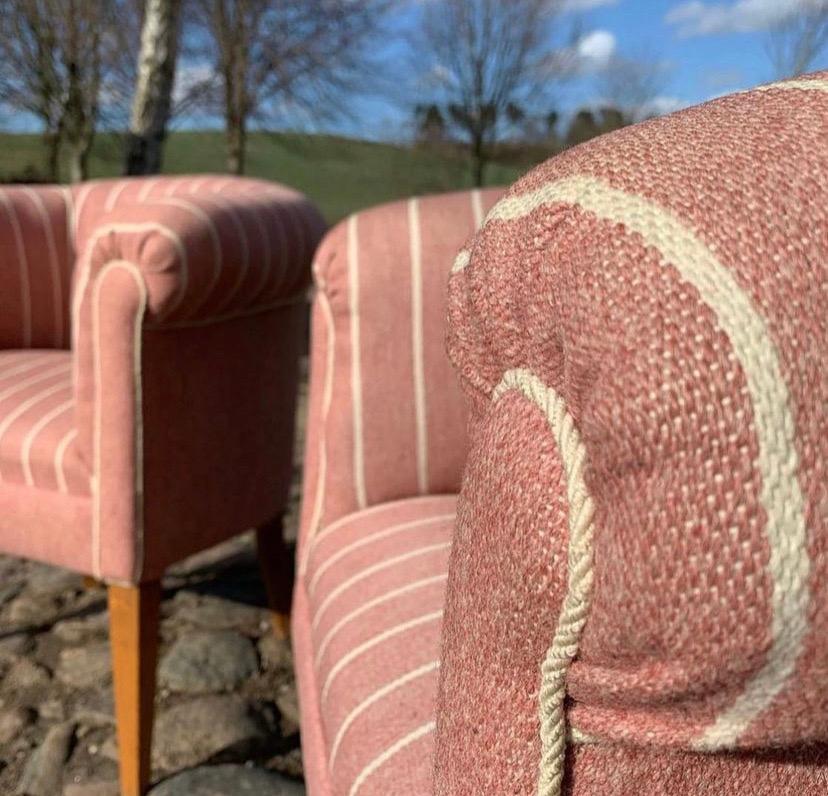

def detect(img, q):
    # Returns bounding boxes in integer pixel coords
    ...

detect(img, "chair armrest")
[69,177,325,583]
[73,177,326,328]
[296,188,504,565]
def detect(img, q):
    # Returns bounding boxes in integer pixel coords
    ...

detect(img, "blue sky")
[329,0,828,140]
[4,0,827,139]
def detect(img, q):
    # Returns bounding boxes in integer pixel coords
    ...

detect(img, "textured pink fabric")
[0,350,88,495]
[294,496,454,796]
[0,186,73,350]
[435,73,828,792]
[296,188,503,567]
[0,175,324,583]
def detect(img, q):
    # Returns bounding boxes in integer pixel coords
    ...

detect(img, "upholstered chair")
[292,186,503,794]
[294,72,828,795]
[0,175,325,796]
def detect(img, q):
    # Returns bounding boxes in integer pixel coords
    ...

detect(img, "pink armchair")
[292,186,503,794]
[294,73,828,795]
[0,175,325,795]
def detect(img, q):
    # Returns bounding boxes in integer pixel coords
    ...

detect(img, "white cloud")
[560,0,618,10]
[666,0,828,37]
[576,29,618,68]
[542,28,617,76]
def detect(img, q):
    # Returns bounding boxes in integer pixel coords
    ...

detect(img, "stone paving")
[0,534,306,795]
[0,363,311,795]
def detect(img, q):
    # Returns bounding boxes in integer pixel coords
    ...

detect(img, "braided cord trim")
[493,368,596,796]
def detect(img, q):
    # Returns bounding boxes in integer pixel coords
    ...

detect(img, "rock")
[152,696,268,771]
[0,582,23,608]
[148,765,305,795]
[6,593,59,627]
[72,691,114,729]
[38,699,66,723]
[24,565,83,598]
[275,684,300,737]
[258,635,292,672]
[0,707,34,744]
[4,658,51,691]
[63,782,119,796]
[0,633,34,660]
[173,595,265,635]
[16,721,75,796]
[56,644,111,690]
[159,631,258,694]
[53,612,108,644]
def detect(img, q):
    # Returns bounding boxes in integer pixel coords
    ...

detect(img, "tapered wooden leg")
[108,581,161,796]
[256,517,294,640]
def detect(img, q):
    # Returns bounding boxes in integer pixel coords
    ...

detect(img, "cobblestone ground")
[0,363,310,795]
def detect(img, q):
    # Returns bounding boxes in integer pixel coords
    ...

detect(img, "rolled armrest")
[67,176,326,581]
[73,177,326,327]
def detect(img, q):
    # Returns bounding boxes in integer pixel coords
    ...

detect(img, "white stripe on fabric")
[347,214,367,509]
[348,721,436,796]
[409,198,429,494]
[321,610,442,705]
[329,660,440,769]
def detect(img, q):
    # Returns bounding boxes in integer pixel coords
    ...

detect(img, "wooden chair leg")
[256,517,294,640]
[108,581,161,796]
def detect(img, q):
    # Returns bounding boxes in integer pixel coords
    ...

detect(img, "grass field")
[0,130,541,223]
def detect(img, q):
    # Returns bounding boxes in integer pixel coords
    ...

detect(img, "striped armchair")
[0,175,325,796]
[294,73,828,796]
[292,187,503,795]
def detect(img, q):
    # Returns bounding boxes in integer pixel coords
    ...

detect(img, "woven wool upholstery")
[0,175,325,583]
[435,73,828,793]
[296,188,503,574]
[294,496,453,796]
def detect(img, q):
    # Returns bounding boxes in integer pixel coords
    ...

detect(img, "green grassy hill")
[0,130,540,223]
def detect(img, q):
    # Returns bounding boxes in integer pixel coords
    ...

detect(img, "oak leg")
[256,517,294,640]
[108,581,161,796]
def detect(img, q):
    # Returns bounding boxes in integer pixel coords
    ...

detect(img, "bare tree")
[597,55,668,122]
[0,0,138,182]
[188,0,390,175]
[0,3,68,180]
[766,0,828,78]
[415,0,565,186]
[125,0,183,174]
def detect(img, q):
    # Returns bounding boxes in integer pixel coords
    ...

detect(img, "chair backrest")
[0,185,74,350]
[297,187,504,558]
[435,73,828,793]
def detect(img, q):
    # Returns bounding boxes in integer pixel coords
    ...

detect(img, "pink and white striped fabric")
[0,175,325,583]
[0,350,86,495]
[294,188,505,794]
[294,496,453,796]
[296,188,502,564]
[435,73,828,793]
[0,186,73,350]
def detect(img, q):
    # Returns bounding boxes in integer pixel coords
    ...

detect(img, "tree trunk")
[124,0,182,175]
[43,128,62,182]
[471,134,486,187]
[66,135,92,183]
[226,114,246,175]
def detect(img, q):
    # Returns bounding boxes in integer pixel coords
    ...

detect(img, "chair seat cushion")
[0,350,89,495]
[293,495,455,796]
